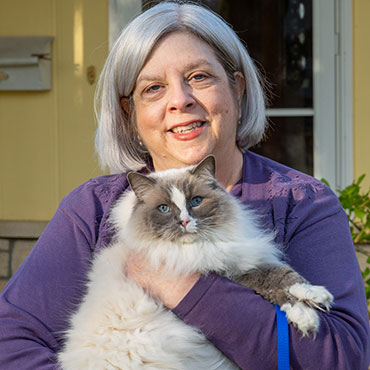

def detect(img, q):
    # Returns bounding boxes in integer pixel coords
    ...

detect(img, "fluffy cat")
[57,156,333,370]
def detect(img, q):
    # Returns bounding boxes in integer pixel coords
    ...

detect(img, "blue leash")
[275,304,290,370]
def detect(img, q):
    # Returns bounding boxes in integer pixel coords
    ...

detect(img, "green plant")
[322,174,370,244]
[362,258,370,308]
[322,175,370,311]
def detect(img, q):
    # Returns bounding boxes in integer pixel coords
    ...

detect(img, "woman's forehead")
[136,31,221,79]
[136,59,215,84]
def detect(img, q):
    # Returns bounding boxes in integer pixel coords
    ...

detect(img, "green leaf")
[354,209,365,221]
[321,178,330,187]
[356,174,366,186]
[328,174,370,309]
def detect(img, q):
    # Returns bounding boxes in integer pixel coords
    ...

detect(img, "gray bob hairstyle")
[95,0,267,173]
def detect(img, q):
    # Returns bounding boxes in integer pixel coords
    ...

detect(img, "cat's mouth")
[169,121,205,134]
[177,233,198,244]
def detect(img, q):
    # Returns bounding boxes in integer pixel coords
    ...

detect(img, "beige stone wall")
[354,0,370,189]
[0,221,46,292]
[357,245,370,272]
[0,239,36,291]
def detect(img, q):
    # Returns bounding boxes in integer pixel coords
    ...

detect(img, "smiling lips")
[169,121,205,141]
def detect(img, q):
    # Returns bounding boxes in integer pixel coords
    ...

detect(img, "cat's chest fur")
[63,239,238,369]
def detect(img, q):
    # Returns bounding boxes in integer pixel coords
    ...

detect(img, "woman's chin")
[176,154,212,168]
[152,150,213,170]
[175,147,215,166]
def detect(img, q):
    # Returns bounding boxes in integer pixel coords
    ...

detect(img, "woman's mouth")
[171,121,204,134]
[169,121,206,141]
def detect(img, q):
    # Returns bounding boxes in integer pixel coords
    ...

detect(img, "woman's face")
[131,31,244,171]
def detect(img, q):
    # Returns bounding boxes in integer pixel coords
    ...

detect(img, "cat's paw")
[288,283,333,311]
[280,301,319,337]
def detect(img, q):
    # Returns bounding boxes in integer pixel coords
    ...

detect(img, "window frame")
[312,0,353,189]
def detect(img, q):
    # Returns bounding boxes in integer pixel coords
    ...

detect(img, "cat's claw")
[279,283,333,336]
[281,302,319,337]
[288,283,333,311]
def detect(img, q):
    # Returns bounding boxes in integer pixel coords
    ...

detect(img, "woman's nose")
[168,83,195,112]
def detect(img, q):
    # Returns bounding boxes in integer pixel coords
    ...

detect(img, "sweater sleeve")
[173,183,370,370]
[0,190,99,369]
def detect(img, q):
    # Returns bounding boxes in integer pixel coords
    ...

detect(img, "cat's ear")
[127,172,156,201]
[191,155,216,178]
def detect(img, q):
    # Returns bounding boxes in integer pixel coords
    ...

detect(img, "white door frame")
[108,0,141,49]
[313,0,353,189]
[336,0,353,189]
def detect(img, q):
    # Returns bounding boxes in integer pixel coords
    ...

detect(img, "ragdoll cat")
[58,156,333,370]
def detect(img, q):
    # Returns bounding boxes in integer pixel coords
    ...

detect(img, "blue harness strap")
[275,304,290,370]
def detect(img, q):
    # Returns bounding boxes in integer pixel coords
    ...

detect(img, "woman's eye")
[145,84,161,93]
[189,196,203,207]
[191,74,206,81]
[158,204,170,213]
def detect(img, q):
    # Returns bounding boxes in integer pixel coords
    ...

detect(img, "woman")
[0,1,369,369]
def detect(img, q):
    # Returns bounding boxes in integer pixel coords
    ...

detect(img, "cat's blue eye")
[158,204,170,213]
[189,196,203,207]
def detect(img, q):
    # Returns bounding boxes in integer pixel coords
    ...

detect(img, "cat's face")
[127,156,233,244]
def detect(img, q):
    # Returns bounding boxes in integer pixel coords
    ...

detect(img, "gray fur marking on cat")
[127,158,225,244]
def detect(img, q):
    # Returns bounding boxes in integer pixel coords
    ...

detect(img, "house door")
[109,0,352,188]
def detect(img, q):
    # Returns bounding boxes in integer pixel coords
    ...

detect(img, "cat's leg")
[235,265,333,336]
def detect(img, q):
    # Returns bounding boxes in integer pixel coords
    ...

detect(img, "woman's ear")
[233,71,245,104]
[120,97,131,114]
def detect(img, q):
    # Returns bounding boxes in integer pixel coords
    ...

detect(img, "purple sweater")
[1,151,369,369]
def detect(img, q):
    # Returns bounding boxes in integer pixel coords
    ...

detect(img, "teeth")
[172,121,203,134]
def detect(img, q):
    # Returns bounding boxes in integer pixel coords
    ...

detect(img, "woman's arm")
[0,188,101,369]
[125,251,200,309]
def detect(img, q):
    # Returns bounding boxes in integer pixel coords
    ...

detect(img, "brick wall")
[0,238,37,291]
[0,221,47,292]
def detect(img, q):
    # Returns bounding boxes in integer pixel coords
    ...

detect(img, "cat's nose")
[181,218,190,228]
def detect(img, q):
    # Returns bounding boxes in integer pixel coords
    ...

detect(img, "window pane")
[252,117,313,175]
[201,0,313,109]
[145,0,313,109]
[143,0,314,175]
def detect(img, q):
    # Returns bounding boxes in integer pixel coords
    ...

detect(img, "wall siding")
[0,0,108,221]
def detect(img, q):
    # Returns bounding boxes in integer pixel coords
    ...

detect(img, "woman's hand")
[125,252,200,309]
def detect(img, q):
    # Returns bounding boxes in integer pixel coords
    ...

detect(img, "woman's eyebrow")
[136,59,215,84]
[182,59,214,72]
[136,74,163,84]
